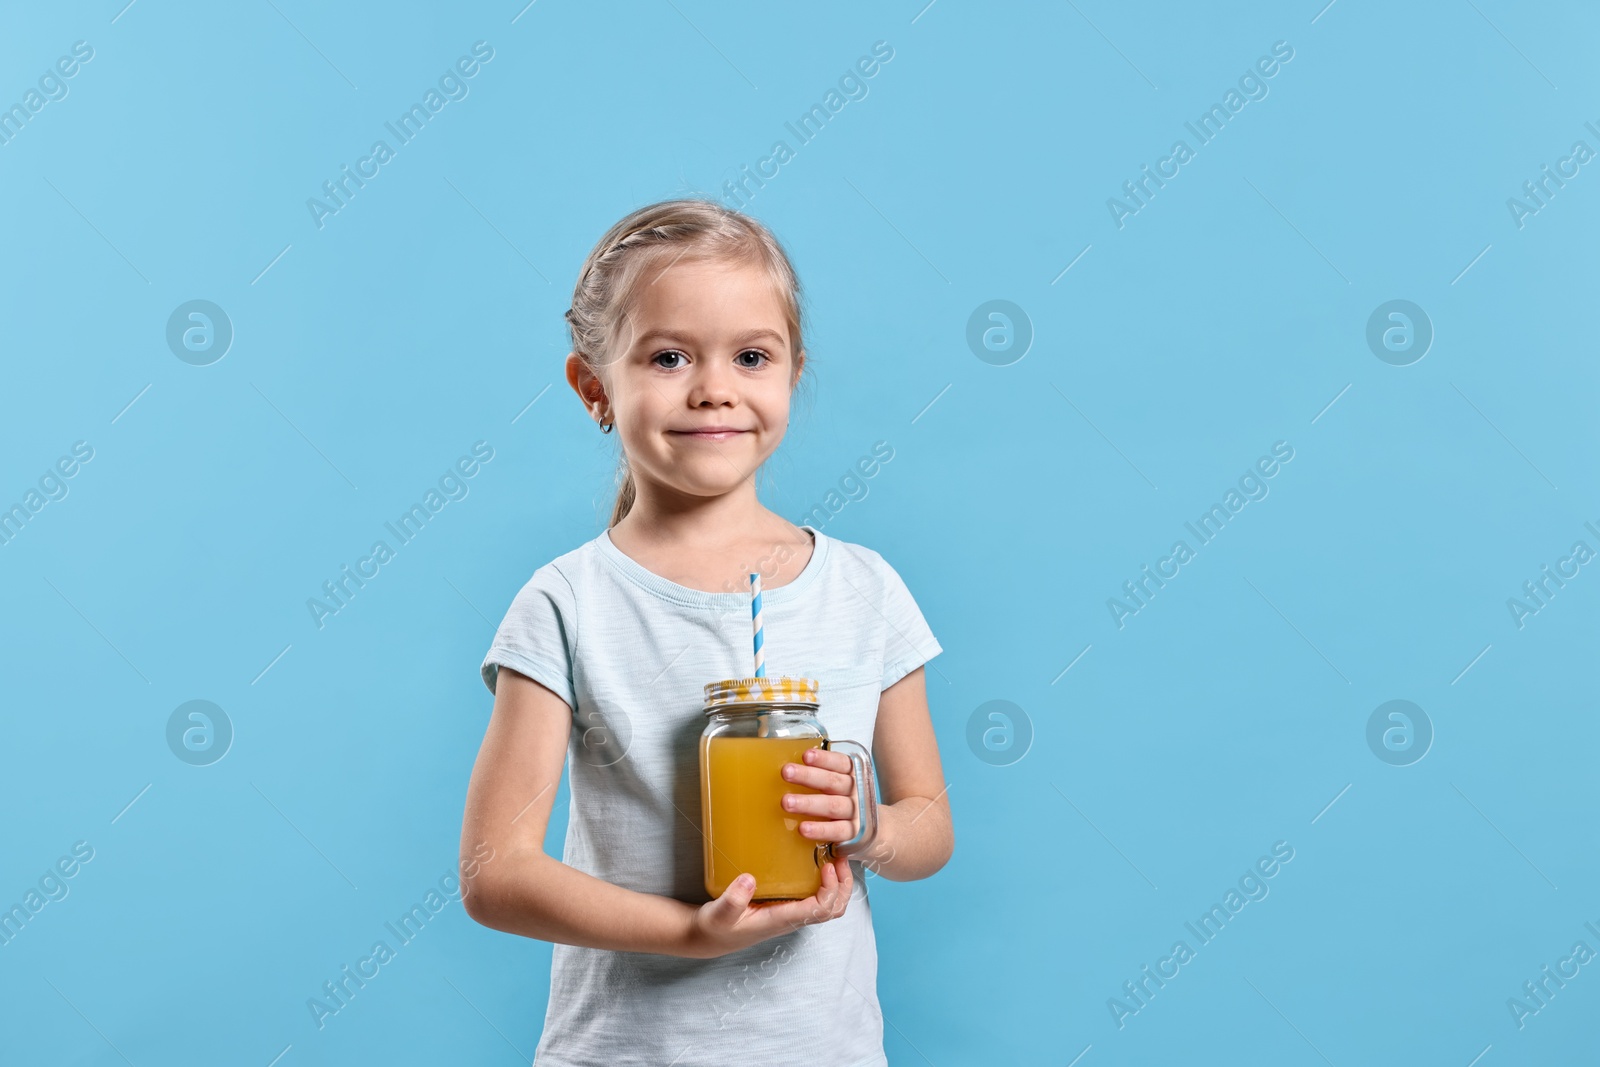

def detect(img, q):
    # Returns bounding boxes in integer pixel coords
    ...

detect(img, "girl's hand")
[684,746,863,959]
[781,746,862,847]
[686,852,853,958]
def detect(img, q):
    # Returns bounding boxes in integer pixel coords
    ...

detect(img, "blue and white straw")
[750,571,765,678]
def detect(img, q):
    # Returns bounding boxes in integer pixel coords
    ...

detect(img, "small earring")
[599,419,613,434]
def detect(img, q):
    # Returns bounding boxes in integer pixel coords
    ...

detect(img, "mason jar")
[698,676,879,901]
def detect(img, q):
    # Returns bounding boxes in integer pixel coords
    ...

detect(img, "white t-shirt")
[480,525,942,1067]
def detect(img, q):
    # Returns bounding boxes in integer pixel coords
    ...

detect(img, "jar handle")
[822,739,878,858]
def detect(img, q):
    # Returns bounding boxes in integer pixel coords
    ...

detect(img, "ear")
[790,347,805,386]
[566,352,609,411]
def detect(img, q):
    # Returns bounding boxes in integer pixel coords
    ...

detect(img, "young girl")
[459,199,953,1066]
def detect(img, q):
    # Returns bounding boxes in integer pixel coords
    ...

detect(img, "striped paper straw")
[750,571,765,678]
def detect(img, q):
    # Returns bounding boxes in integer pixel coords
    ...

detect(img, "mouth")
[669,428,750,442]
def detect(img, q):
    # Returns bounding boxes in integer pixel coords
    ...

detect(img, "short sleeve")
[875,556,942,692]
[480,562,578,708]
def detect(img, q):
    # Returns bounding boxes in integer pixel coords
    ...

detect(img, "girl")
[460,199,953,1067]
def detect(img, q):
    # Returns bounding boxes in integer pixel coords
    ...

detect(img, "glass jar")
[699,676,879,901]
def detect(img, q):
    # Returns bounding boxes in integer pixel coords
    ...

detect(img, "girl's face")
[585,256,801,506]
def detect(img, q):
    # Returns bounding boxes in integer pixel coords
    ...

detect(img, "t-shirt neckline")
[595,524,828,611]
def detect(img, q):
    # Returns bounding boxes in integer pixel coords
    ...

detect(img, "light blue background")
[1,1,1596,1064]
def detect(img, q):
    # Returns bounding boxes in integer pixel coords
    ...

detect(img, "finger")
[801,747,853,773]
[711,872,757,923]
[781,760,854,794]
[822,855,851,914]
[798,818,859,843]
[789,861,847,927]
[782,792,855,819]
[814,861,847,921]
[753,891,832,933]
[819,857,844,908]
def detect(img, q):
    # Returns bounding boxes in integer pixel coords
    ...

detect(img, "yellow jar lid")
[702,676,819,708]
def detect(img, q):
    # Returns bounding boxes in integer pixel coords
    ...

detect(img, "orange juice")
[700,734,825,900]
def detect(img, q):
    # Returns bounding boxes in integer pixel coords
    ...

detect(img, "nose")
[686,356,739,408]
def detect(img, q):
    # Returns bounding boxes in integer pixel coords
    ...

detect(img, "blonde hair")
[565,198,807,528]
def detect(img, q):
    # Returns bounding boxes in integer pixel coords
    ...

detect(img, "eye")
[652,350,686,369]
[735,349,770,369]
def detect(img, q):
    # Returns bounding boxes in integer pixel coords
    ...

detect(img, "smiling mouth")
[669,429,749,441]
